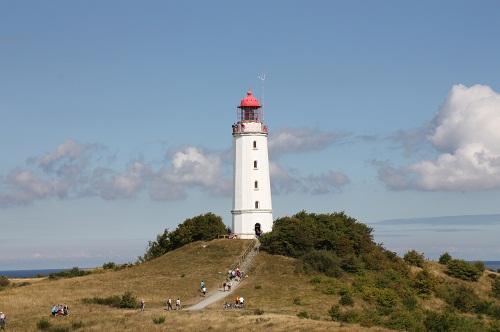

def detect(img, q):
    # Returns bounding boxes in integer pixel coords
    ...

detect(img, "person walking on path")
[176,298,181,310]
[166,298,173,311]
[140,299,145,311]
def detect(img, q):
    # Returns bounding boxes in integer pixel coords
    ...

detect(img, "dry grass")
[0,239,248,331]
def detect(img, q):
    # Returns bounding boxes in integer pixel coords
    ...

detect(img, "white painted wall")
[232,125,273,239]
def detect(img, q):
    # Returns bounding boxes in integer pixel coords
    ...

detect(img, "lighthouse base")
[231,209,273,239]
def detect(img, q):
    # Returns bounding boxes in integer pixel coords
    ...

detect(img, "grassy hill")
[2,211,499,331]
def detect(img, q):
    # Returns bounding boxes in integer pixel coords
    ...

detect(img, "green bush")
[439,252,452,265]
[301,250,342,277]
[309,276,322,284]
[402,295,418,311]
[49,267,90,280]
[102,262,116,270]
[492,279,500,299]
[293,297,302,305]
[446,259,483,281]
[403,250,425,267]
[152,316,166,324]
[328,305,342,321]
[424,310,486,332]
[36,318,51,330]
[0,276,9,288]
[412,270,434,297]
[140,213,227,262]
[82,292,137,309]
[339,293,354,306]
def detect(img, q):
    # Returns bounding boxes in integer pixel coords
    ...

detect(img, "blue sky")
[1,1,500,269]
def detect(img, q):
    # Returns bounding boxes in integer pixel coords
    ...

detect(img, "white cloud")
[270,162,349,194]
[268,127,345,157]
[379,84,500,191]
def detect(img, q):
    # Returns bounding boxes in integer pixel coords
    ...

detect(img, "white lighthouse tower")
[232,90,273,239]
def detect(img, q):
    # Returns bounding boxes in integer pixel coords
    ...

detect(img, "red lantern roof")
[238,90,261,109]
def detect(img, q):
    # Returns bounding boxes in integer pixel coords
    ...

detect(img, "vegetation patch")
[445,259,484,281]
[403,250,425,268]
[49,267,91,280]
[82,291,138,309]
[152,316,166,324]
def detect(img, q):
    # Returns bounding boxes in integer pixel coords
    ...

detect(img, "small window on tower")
[253,141,257,149]
[255,201,259,209]
[254,160,258,169]
[254,181,258,189]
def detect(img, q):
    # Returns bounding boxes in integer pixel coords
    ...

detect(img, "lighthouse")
[232,91,273,239]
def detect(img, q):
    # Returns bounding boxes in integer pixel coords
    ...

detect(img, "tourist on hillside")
[51,305,58,316]
[166,297,173,311]
[227,281,232,291]
[0,312,6,330]
[200,280,205,290]
[236,268,241,279]
[176,298,181,310]
[202,286,207,296]
[140,299,145,311]
[63,305,69,316]
[222,282,227,291]
[239,296,245,308]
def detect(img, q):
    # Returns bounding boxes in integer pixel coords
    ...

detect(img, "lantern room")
[237,90,262,122]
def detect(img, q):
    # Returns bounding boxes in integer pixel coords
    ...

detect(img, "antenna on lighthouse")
[258,72,266,120]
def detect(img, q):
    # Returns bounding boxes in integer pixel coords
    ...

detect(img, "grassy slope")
[1,239,248,331]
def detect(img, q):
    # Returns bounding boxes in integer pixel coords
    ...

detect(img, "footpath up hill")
[0,239,248,331]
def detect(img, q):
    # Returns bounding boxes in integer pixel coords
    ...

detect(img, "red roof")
[238,90,261,109]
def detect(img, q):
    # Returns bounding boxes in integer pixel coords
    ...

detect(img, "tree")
[446,259,483,282]
[492,279,500,299]
[404,250,425,268]
[439,252,452,265]
[140,213,227,262]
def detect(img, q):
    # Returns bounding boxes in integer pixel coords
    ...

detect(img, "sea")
[0,269,68,278]
[1,261,499,278]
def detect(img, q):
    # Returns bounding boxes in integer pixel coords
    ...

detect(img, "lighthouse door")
[254,223,262,237]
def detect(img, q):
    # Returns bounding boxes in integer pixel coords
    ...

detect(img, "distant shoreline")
[2,261,500,278]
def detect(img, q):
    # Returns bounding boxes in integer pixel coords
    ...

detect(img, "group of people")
[165,297,182,310]
[223,296,245,309]
[0,312,6,330]
[228,268,243,281]
[50,304,69,316]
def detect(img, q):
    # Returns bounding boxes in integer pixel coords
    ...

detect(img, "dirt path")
[186,240,259,311]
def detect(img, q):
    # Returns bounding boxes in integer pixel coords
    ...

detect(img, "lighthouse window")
[255,201,259,209]
[253,141,257,149]
[254,181,258,189]
[254,160,258,169]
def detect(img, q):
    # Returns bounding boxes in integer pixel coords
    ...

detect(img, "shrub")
[439,252,452,265]
[140,213,227,261]
[301,250,342,277]
[293,297,302,305]
[119,291,138,308]
[254,284,262,289]
[446,259,483,281]
[0,276,9,288]
[403,295,418,311]
[412,270,434,297]
[492,279,500,299]
[339,293,354,306]
[36,318,51,330]
[83,292,137,309]
[152,316,166,324]
[254,308,264,315]
[403,250,425,267]
[102,262,116,270]
[424,310,486,332]
[328,305,342,321]
[297,311,309,319]
[49,267,90,280]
